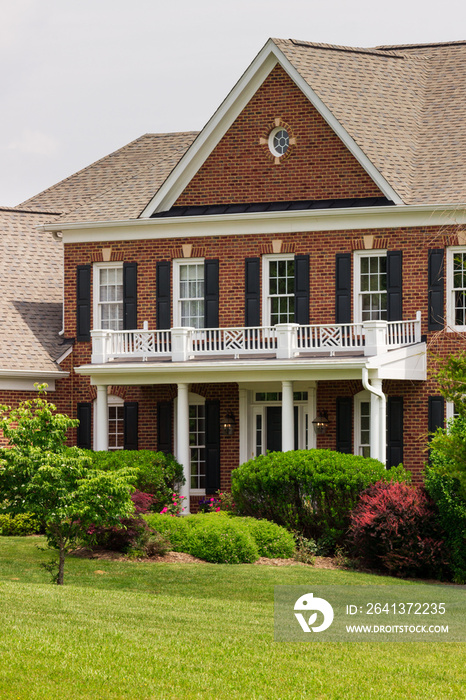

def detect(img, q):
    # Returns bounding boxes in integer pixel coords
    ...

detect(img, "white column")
[171,328,193,362]
[177,383,190,514]
[363,320,387,356]
[95,385,109,451]
[307,384,317,449]
[282,380,294,451]
[276,323,299,359]
[238,388,248,465]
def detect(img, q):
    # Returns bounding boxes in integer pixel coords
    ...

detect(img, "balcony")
[90,312,422,364]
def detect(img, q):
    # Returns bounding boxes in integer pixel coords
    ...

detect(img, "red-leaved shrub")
[87,490,154,552]
[348,481,448,578]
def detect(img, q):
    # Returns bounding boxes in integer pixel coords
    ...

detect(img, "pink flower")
[160,506,168,514]
[215,507,221,512]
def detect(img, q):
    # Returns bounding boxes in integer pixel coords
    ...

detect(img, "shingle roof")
[21,132,198,219]
[274,38,466,204]
[0,209,68,373]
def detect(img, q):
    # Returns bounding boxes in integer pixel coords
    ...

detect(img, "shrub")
[87,490,154,553]
[186,517,259,564]
[232,449,409,549]
[425,468,466,584]
[144,513,191,551]
[238,517,295,558]
[0,512,40,536]
[82,450,183,510]
[347,481,448,578]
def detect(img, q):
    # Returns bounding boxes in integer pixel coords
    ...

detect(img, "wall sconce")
[221,413,236,437]
[312,411,329,435]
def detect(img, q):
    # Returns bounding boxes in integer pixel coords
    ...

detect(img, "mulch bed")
[71,547,344,568]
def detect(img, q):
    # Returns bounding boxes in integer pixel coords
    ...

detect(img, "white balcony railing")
[91,312,422,364]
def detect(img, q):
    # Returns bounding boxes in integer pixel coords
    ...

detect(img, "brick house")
[5,38,466,512]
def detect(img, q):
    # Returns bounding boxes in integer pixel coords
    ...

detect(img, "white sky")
[1,0,466,207]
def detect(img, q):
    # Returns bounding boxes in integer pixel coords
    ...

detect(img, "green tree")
[0,391,136,584]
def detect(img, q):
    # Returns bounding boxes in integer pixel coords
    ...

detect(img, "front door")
[266,406,298,453]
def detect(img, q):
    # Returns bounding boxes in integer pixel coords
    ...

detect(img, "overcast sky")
[1,0,466,207]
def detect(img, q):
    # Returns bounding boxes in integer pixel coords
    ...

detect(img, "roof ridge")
[18,131,199,212]
[374,40,466,50]
[286,38,405,59]
[0,206,62,215]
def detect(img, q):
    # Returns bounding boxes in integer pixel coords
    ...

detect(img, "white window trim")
[93,261,123,331]
[174,391,206,495]
[262,253,295,328]
[353,250,387,325]
[172,258,205,328]
[93,394,124,451]
[446,247,466,332]
[354,390,371,458]
[446,400,459,422]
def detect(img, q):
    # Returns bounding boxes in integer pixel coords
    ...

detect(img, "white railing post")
[171,327,193,362]
[275,323,299,359]
[91,329,110,364]
[415,311,422,343]
[363,320,388,356]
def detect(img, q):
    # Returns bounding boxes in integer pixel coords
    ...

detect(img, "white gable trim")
[140,39,402,218]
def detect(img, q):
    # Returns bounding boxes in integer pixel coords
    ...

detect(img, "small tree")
[0,390,136,584]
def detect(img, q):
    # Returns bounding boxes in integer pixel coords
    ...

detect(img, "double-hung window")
[354,251,387,323]
[173,259,204,328]
[94,263,123,330]
[447,247,466,330]
[263,255,295,326]
[354,391,371,458]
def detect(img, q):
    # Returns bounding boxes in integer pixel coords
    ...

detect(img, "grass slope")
[0,537,464,700]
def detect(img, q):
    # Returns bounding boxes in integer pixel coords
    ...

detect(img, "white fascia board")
[366,343,427,380]
[42,203,466,244]
[0,368,69,379]
[139,39,402,217]
[140,41,279,217]
[0,368,69,392]
[75,358,369,386]
[56,345,73,365]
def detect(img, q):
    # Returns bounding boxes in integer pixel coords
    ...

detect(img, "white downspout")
[362,367,386,466]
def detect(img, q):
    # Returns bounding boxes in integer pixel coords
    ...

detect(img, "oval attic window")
[269,127,290,157]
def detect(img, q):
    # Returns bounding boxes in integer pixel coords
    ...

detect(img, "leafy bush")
[293,534,318,564]
[232,450,409,549]
[144,513,191,551]
[145,512,293,562]
[0,512,40,536]
[347,481,448,578]
[238,517,295,558]
[82,450,184,510]
[187,517,259,564]
[87,490,154,553]
[425,468,466,584]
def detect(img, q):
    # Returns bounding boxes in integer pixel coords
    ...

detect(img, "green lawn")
[0,537,464,700]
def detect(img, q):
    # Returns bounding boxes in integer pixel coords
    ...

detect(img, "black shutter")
[76,265,91,341]
[156,261,171,330]
[77,402,92,450]
[157,401,173,454]
[428,396,445,435]
[294,254,310,325]
[123,262,138,330]
[387,251,403,321]
[205,400,220,494]
[335,253,351,323]
[204,259,219,328]
[124,402,138,450]
[336,397,352,453]
[428,249,444,330]
[245,257,260,327]
[387,396,403,468]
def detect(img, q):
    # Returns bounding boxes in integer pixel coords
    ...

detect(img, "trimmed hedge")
[231,449,409,547]
[144,513,295,563]
[81,450,183,509]
[0,513,40,536]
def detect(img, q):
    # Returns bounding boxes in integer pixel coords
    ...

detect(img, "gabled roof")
[0,208,68,373]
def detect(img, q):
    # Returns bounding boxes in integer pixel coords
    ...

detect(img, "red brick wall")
[62,222,459,483]
[174,64,383,206]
